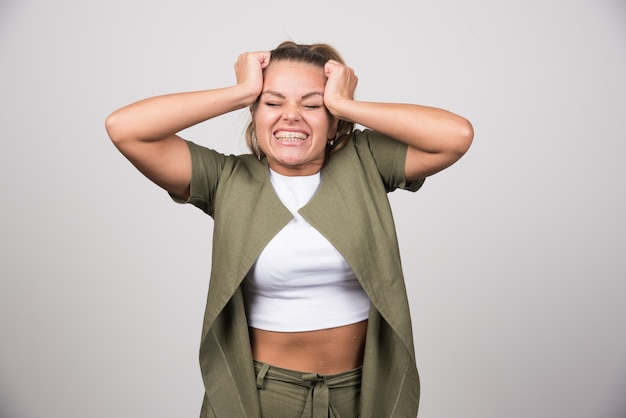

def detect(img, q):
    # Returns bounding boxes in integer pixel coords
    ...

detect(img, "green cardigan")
[177,129,424,417]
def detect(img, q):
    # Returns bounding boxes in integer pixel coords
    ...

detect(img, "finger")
[258,51,271,68]
[324,61,339,77]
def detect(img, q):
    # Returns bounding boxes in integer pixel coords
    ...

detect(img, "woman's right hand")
[234,51,271,106]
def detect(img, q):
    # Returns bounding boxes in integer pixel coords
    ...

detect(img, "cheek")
[253,109,276,130]
[252,114,268,137]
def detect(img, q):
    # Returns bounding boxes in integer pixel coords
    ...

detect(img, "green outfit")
[174,129,425,417]
[254,360,362,417]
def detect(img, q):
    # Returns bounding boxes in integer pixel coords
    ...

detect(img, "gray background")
[1,0,625,417]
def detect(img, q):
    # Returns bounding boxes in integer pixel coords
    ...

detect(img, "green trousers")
[254,361,362,418]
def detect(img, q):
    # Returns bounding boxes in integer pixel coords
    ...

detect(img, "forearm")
[105,85,257,144]
[330,99,473,156]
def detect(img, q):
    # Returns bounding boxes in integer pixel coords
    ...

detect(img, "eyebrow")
[261,90,324,100]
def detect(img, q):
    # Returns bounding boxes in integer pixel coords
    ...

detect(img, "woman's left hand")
[321,60,473,181]
[323,60,358,120]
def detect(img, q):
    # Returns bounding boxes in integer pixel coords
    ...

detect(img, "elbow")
[104,110,130,146]
[453,117,474,157]
[104,111,121,144]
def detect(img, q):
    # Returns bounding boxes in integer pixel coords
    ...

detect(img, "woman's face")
[253,60,337,176]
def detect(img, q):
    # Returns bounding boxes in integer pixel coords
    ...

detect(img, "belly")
[249,320,368,375]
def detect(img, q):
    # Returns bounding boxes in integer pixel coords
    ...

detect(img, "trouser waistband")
[254,360,361,418]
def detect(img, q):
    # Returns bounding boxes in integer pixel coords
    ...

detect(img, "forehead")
[263,60,326,90]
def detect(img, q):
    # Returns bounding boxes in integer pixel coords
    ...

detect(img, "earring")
[252,131,261,160]
[329,132,339,147]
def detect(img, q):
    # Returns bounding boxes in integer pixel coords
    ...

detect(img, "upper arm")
[110,133,192,200]
[404,146,466,181]
[404,117,474,181]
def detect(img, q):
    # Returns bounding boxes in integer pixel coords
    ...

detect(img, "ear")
[327,116,339,139]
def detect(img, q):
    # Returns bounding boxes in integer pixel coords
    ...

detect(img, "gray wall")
[1,0,625,417]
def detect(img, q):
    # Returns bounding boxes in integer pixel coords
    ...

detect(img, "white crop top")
[242,169,371,332]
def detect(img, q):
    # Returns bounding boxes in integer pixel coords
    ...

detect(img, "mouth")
[274,130,309,143]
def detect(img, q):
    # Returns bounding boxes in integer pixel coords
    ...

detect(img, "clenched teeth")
[274,131,308,142]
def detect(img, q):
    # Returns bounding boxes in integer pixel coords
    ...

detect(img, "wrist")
[326,97,355,122]
[231,83,262,109]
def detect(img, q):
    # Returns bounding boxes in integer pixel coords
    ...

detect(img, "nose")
[283,104,301,121]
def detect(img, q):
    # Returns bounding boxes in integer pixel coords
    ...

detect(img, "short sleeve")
[169,140,229,216]
[352,129,425,192]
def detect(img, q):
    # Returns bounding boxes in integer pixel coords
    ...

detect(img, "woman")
[106,41,473,418]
